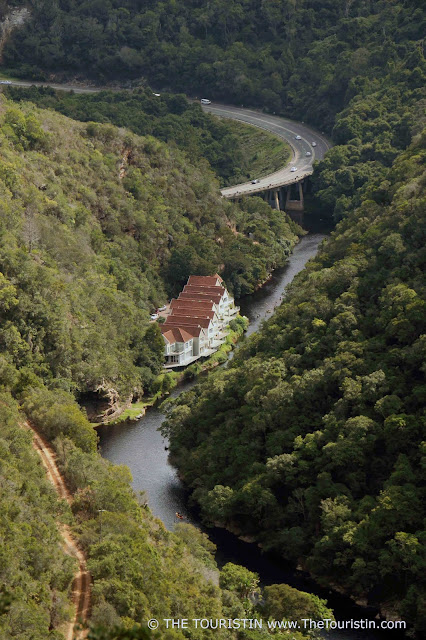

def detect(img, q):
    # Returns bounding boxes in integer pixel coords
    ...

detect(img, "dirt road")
[25,424,91,640]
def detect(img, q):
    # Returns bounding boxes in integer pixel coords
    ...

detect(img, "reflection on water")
[241,232,326,338]
[99,381,195,530]
[98,220,403,639]
[99,228,326,528]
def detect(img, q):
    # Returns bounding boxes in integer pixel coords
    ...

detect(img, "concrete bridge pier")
[264,188,283,210]
[273,189,280,210]
[285,180,304,212]
[228,178,307,213]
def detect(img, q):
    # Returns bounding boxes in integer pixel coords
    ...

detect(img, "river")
[98,221,327,529]
[98,219,402,640]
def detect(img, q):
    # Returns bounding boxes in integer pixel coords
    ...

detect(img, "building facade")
[161,275,239,368]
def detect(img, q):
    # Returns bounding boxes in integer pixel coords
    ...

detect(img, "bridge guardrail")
[221,170,312,199]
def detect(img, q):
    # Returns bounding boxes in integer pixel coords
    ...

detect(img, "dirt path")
[25,424,91,639]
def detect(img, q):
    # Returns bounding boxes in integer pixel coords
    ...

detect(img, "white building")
[161,275,240,368]
[164,314,216,346]
[162,327,195,366]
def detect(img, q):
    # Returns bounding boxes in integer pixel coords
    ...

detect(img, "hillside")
[163,131,426,632]
[5,85,291,187]
[1,1,424,125]
[1,2,424,226]
[0,93,307,637]
[0,0,424,637]
[0,94,299,405]
[0,393,76,638]
[1,376,334,638]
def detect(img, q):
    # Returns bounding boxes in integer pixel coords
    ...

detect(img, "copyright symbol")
[148,619,159,630]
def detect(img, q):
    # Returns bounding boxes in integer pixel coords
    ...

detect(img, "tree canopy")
[163,131,426,633]
[0,95,299,402]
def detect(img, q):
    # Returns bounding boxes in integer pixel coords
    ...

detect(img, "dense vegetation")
[0,89,306,640]
[0,392,76,638]
[5,86,290,187]
[2,2,424,222]
[0,380,333,639]
[163,132,426,632]
[1,0,425,636]
[0,95,299,404]
[1,2,422,122]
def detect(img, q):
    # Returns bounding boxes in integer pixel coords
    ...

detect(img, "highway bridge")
[1,79,332,211]
[202,104,332,211]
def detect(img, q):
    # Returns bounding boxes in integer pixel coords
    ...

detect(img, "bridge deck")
[201,104,332,199]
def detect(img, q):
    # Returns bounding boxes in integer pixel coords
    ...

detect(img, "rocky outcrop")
[95,380,133,424]
[0,7,30,61]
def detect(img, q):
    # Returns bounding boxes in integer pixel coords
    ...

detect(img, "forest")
[157,5,426,624]
[1,384,334,639]
[4,86,291,187]
[163,126,426,633]
[0,91,302,639]
[0,95,299,404]
[0,0,424,637]
[1,2,424,127]
[1,1,424,225]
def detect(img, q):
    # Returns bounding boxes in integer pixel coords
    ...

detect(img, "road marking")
[203,105,331,196]
[1,81,331,196]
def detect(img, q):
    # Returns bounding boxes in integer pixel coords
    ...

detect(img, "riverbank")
[98,315,249,427]
[97,225,404,634]
[101,230,398,637]
[99,227,406,637]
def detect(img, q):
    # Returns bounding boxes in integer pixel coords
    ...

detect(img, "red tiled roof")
[165,315,211,329]
[183,284,226,296]
[170,298,217,311]
[179,292,222,303]
[171,307,215,319]
[161,326,194,344]
[187,275,223,287]
[165,323,205,338]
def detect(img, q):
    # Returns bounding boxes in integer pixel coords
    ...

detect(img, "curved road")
[1,79,331,197]
[202,103,332,198]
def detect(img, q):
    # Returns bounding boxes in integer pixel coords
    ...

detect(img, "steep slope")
[5,85,291,188]
[163,131,426,632]
[0,95,299,404]
[2,1,424,124]
[2,2,424,225]
[0,393,76,639]
[0,1,424,635]
[0,383,333,639]
[25,421,91,640]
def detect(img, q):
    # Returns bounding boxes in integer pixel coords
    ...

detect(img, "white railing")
[221,171,312,199]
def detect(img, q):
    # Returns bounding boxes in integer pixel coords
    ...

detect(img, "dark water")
[241,232,326,339]
[98,220,403,639]
[99,226,327,529]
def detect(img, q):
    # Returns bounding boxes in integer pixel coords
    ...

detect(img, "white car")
[150,314,159,321]
[152,93,161,97]
[158,305,167,312]
[295,135,302,140]
[305,151,312,156]
[0,80,11,85]
[201,98,211,104]
[311,142,317,147]
[290,167,297,172]
[251,179,260,184]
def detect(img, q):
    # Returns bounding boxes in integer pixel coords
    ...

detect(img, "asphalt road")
[0,78,99,93]
[0,80,332,196]
[202,103,332,197]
